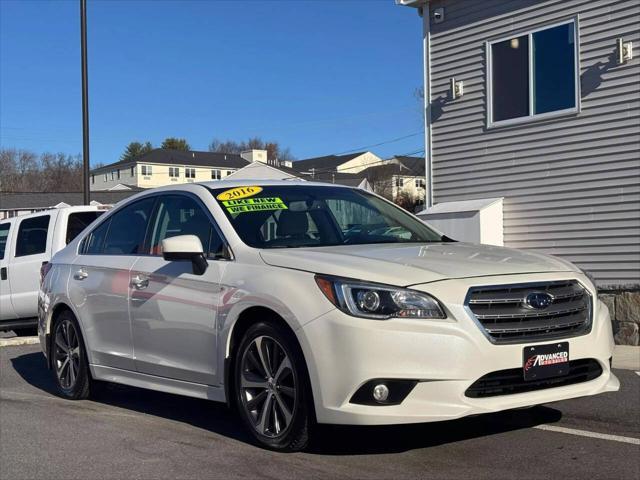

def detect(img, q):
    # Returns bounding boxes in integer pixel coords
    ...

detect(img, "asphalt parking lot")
[1,344,639,480]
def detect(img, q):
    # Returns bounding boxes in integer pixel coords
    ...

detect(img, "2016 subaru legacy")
[38,181,619,451]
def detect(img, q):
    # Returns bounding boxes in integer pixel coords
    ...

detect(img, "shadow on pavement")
[11,351,562,455]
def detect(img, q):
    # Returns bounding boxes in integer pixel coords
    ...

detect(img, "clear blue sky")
[0,0,424,166]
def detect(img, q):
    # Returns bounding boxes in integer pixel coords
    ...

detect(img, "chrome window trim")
[77,188,235,262]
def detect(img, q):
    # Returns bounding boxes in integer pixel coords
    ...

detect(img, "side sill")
[90,365,226,403]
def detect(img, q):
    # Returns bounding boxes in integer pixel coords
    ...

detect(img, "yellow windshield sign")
[222,197,288,214]
[216,186,263,201]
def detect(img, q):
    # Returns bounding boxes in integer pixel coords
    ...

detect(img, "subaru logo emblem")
[524,292,554,310]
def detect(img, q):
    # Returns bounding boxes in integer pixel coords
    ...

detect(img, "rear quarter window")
[15,215,50,257]
[66,211,104,244]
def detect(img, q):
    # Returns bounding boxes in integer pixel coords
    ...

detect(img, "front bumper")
[298,272,619,425]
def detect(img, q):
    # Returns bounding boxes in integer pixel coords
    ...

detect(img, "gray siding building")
[399,0,640,343]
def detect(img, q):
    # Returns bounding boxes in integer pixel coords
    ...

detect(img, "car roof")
[136,179,354,194]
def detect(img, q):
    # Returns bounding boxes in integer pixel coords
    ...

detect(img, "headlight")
[315,275,446,320]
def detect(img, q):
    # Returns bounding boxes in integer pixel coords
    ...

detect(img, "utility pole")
[80,0,90,205]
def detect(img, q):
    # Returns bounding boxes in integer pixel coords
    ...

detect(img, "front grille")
[465,359,603,398]
[466,280,591,344]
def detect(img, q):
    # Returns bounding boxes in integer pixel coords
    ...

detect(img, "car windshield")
[209,184,447,249]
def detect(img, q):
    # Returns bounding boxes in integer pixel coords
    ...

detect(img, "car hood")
[259,242,578,287]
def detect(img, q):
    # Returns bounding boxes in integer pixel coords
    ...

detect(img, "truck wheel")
[14,327,37,337]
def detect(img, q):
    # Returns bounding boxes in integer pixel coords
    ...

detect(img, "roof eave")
[395,0,427,7]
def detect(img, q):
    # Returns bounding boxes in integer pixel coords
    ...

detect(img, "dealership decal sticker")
[524,351,569,371]
[223,197,288,214]
[216,186,263,201]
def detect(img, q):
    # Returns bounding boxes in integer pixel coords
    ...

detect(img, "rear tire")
[51,311,91,400]
[234,322,311,452]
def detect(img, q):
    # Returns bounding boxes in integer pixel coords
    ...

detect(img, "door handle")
[131,273,149,290]
[73,268,88,280]
[0,267,6,281]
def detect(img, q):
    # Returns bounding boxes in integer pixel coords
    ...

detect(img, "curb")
[612,345,640,371]
[0,337,40,348]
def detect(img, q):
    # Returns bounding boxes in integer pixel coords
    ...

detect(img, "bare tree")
[0,148,82,192]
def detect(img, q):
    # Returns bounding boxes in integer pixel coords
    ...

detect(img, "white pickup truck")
[0,206,106,335]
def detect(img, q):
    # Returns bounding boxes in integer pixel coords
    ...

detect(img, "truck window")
[0,224,9,259]
[15,215,51,257]
[66,211,104,244]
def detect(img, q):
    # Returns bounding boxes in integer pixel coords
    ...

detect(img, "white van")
[0,206,107,335]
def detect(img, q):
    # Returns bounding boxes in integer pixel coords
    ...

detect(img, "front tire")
[52,311,91,400]
[234,322,311,451]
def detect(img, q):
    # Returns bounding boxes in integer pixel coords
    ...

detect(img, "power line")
[334,132,423,155]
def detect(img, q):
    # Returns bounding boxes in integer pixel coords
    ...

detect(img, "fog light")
[372,384,389,402]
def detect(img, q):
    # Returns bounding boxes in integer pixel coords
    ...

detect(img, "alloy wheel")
[54,319,81,390]
[239,335,297,438]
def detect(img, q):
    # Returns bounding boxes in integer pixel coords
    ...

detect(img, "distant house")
[229,158,375,192]
[90,149,251,191]
[292,151,382,176]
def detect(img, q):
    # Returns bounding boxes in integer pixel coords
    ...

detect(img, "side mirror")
[161,235,208,275]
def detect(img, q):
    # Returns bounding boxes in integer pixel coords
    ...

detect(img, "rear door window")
[15,215,50,257]
[66,211,104,244]
[103,198,155,255]
[0,223,10,259]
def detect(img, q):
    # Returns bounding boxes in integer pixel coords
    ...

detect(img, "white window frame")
[211,169,221,180]
[185,168,196,179]
[486,17,580,129]
[141,165,152,176]
[169,167,180,178]
[103,174,107,182]
[130,166,135,176]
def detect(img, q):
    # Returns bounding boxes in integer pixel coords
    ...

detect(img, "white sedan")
[38,180,618,451]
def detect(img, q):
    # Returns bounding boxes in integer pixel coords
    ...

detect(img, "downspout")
[420,2,433,207]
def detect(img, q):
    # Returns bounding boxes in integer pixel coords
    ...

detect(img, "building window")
[110,171,115,180]
[117,169,121,180]
[211,169,221,180]
[169,167,180,178]
[103,174,107,182]
[185,168,196,179]
[91,175,95,185]
[415,178,425,188]
[141,165,152,176]
[395,177,404,188]
[131,166,135,176]
[226,170,233,177]
[487,19,578,126]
